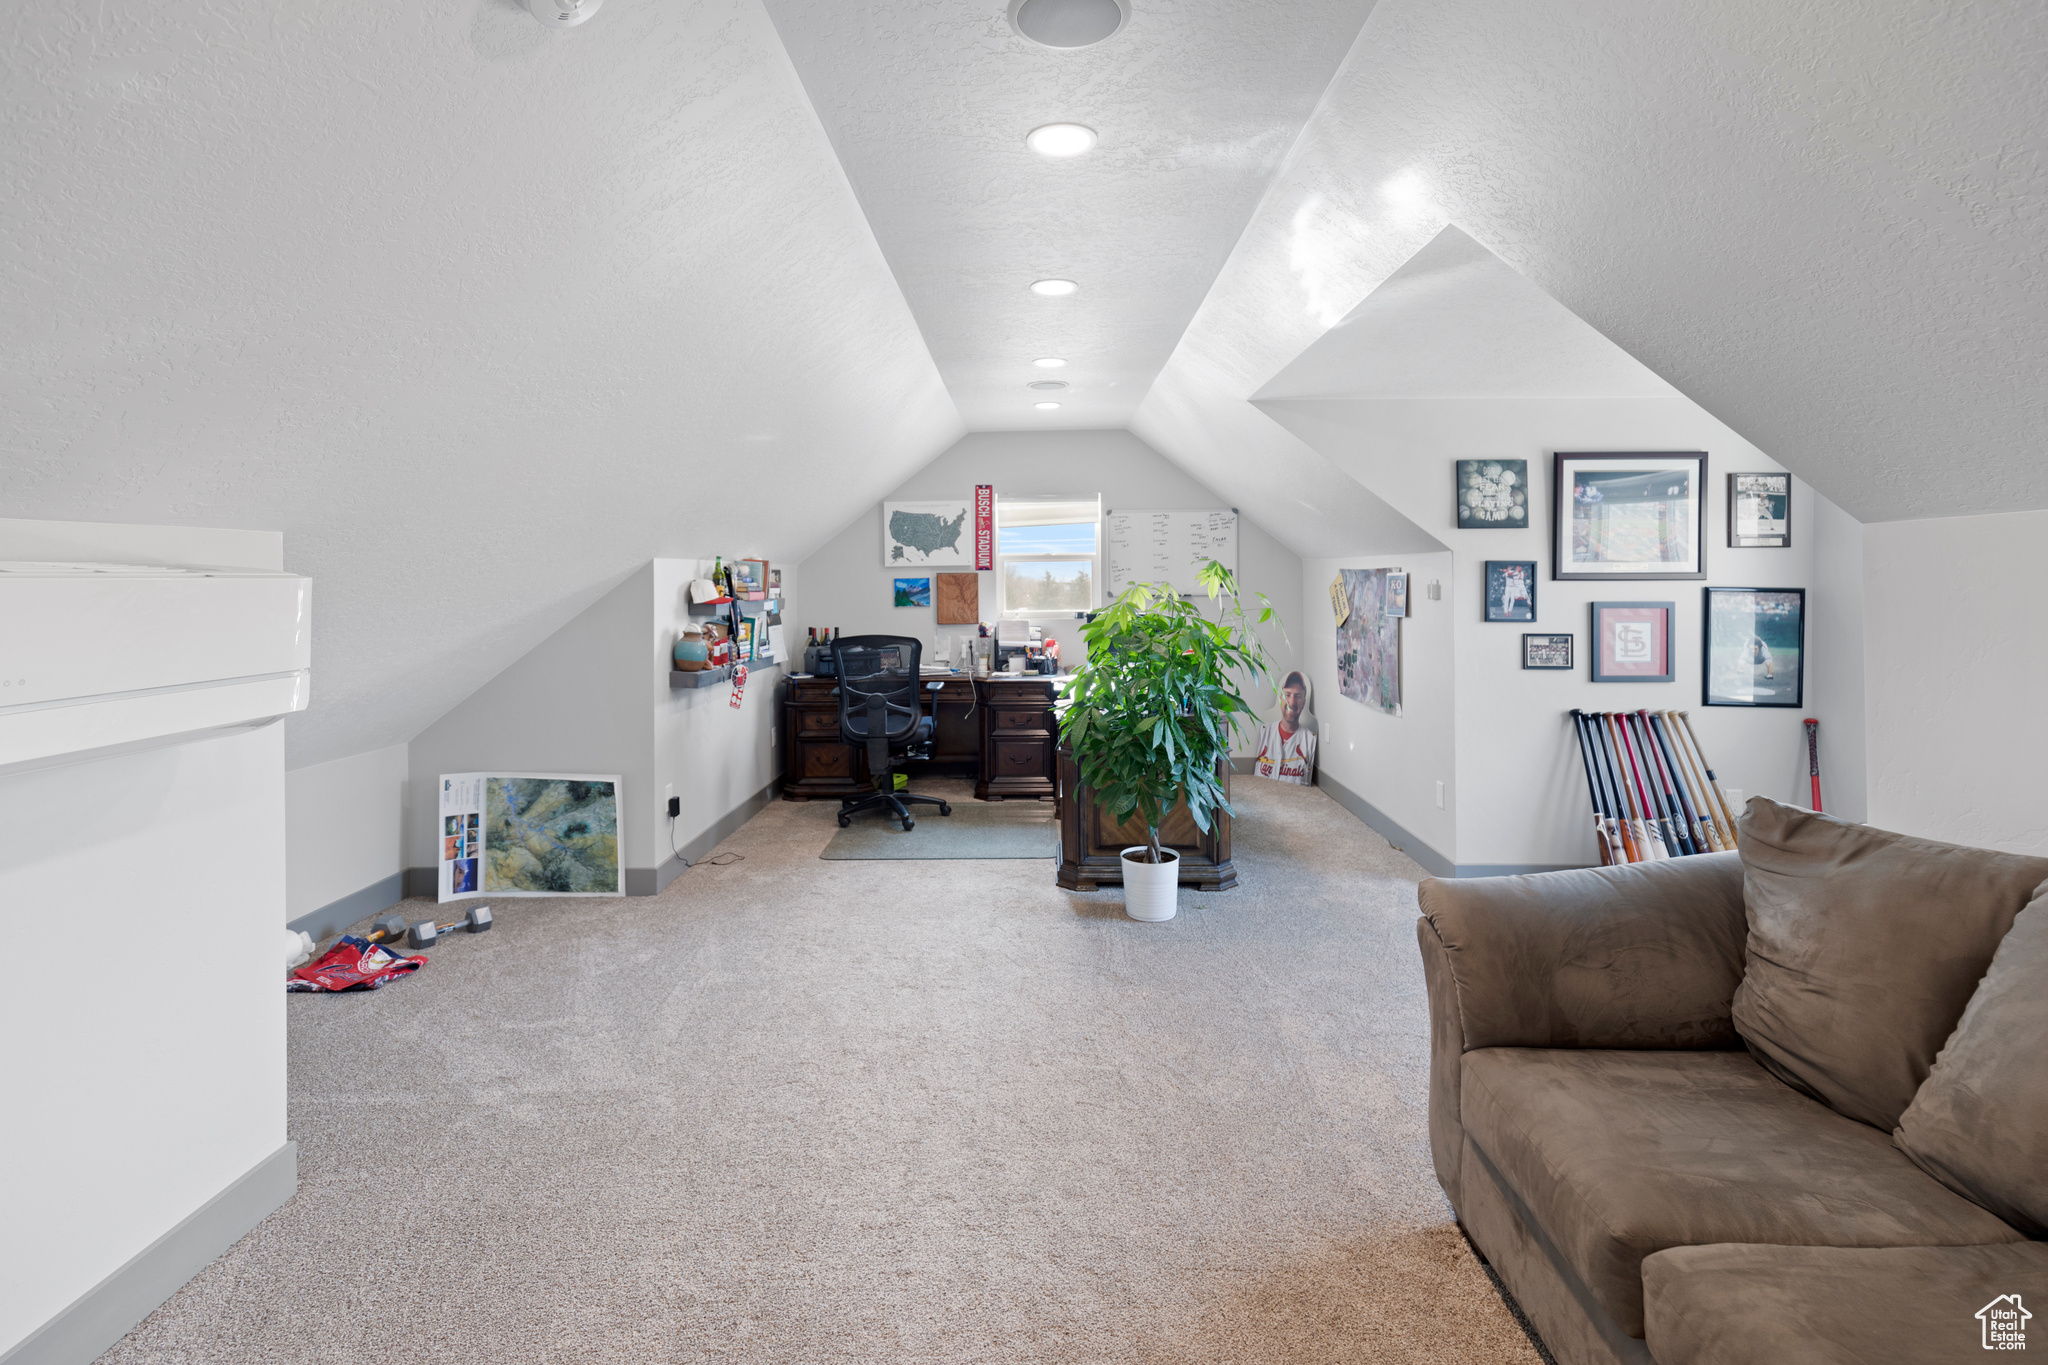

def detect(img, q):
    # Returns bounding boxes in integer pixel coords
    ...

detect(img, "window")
[997,496,1100,616]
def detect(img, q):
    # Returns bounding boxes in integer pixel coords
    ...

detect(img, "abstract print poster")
[439,772,622,902]
[1336,568,1401,715]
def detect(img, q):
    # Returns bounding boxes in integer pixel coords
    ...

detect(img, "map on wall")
[438,772,621,901]
[1336,568,1401,715]
[883,500,974,567]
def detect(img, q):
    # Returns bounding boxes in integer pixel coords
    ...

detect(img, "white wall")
[793,430,1305,745]
[1864,510,2048,856]
[0,724,288,1356]
[1303,551,1458,863]
[1807,496,1868,823]
[1262,396,1856,869]
[650,559,786,877]
[286,744,407,921]
[406,567,655,873]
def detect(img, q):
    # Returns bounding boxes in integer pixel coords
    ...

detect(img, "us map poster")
[439,771,623,902]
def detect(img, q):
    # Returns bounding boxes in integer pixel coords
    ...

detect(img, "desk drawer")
[797,708,841,734]
[982,681,1053,703]
[993,705,1051,733]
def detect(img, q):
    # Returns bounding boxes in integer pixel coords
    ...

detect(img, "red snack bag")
[287,935,425,993]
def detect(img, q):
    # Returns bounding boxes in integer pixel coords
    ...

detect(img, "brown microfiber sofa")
[1418,797,2048,1364]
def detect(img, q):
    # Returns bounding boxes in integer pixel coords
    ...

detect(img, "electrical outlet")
[1426,580,1442,600]
[666,796,681,819]
[1435,780,1446,809]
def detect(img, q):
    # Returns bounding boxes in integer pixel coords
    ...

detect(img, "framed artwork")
[1728,473,1791,548]
[1484,561,1537,622]
[1335,568,1400,715]
[1386,571,1409,618]
[934,572,978,624]
[893,576,931,608]
[1703,587,1805,707]
[1458,460,1530,528]
[1523,634,1573,670]
[1590,601,1674,682]
[883,499,973,567]
[1553,451,1707,580]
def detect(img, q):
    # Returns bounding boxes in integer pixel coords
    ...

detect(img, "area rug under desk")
[819,798,1055,859]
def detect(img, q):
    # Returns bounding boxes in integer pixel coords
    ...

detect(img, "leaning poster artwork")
[1336,568,1401,714]
[439,772,622,902]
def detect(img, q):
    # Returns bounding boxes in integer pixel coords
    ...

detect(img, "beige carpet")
[101,778,1544,1364]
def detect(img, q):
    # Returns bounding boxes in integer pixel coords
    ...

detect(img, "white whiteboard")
[1105,509,1239,597]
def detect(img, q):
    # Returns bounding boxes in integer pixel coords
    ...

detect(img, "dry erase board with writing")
[1105,509,1239,597]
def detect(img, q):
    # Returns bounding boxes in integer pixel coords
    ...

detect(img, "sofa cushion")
[1460,1047,2022,1338]
[1643,1241,2048,1364]
[1732,797,2048,1130]
[1895,882,2048,1236]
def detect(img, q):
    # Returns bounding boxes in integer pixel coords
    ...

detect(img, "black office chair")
[832,634,952,831]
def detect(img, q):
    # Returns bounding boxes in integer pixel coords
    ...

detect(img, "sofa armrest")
[1419,852,1746,1053]
[1418,914,1469,1212]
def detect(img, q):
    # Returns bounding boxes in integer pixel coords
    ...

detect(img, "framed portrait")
[893,576,931,608]
[1728,473,1791,548]
[1523,634,1573,670]
[1457,459,1530,528]
[1553,452,1707,580]
[1703,587,1805,707]
[1484,560,1537,622]
[1386,571,1409,618]
[1590,601,1674,682]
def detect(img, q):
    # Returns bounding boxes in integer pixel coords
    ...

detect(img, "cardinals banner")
[974,484,994,571]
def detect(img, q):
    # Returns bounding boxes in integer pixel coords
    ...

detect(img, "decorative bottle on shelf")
[674,629,710,672]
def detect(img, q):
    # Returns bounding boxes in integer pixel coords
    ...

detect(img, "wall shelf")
[669,660,783,690]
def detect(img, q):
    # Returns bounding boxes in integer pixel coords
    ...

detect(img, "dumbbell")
[362,913,409,947]
[407,905,493,948]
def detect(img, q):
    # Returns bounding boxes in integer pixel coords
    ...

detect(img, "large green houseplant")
[1059,560,1281,872]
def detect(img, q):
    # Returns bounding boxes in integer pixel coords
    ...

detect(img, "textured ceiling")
[1139,0,2048,528]
[760,0,1379,431]
[0,0,961,767]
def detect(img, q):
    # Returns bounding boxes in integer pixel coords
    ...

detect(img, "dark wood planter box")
[1054,746,1237,892]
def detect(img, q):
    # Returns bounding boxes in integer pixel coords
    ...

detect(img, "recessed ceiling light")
[1030,279,1078,297]
[1033,357,1066,368]
[1034,401,1063,410]
[1026,123,1097,158]
[1027,380,1068,390]
[1009,0,1128,49]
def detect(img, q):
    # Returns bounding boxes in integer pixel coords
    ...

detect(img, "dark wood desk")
[781,675,1062,802]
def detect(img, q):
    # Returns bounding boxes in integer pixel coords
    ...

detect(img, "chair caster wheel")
[902,819,915,831]
[837,814,851,828]
[939,803,951,816]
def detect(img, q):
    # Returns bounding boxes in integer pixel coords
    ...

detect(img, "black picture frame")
[1728,472,1792,548]
[1702,587,1805,707]
[1457,459,1530,528]
[1552,451,1708,581]
[1522,634,1573,670]
[1484,560,1538,622]
[1589,601,1675,682]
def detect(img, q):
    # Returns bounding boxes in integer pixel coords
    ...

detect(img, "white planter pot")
[1120,846,1180,922]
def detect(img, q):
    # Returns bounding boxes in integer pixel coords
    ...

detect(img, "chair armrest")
[1418,852,1746,1052]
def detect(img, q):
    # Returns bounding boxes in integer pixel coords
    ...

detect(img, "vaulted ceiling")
[3,0,2043,768]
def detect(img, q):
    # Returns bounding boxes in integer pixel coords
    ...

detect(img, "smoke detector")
[528,0,602,27]
[1008,0,1128,49]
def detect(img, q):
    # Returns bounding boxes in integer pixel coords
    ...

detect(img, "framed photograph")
[1522,634,1573,670]
[1553,452,1707,580]
[1728,473,1791,548]
[1590,601,1674,682]
[893,576,931,608]
[1484,561,1537,621]
[1703,587,1805,707]
[1386,571,1409,618]
[1458,459,1530,528]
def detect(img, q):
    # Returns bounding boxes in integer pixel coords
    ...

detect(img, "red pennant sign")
[729,663,748,708]
[974,484,994,571]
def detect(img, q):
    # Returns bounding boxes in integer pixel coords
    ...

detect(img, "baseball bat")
[1589,711,1640,862]
[1657,710,1726,851]
[1649,711,1721,852]
[1628,711,1695,855]
[1571,712,1618,865]
[1804,718,1823,813]
[1606,712,1666,858]
[1642,710,1710,854]
[1677,711,1740,846]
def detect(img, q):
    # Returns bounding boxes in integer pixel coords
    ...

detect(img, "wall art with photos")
[1728,473,1791,548]
[1458,459,1529,528]
[1554,451,1707,580]
[1523,634,1573,670]
[1484,560,1537,622]
[1703,587,1805,707]
[1589,601,1674,682]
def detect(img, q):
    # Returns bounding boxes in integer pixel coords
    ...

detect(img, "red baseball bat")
[1804,718,1822,813]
